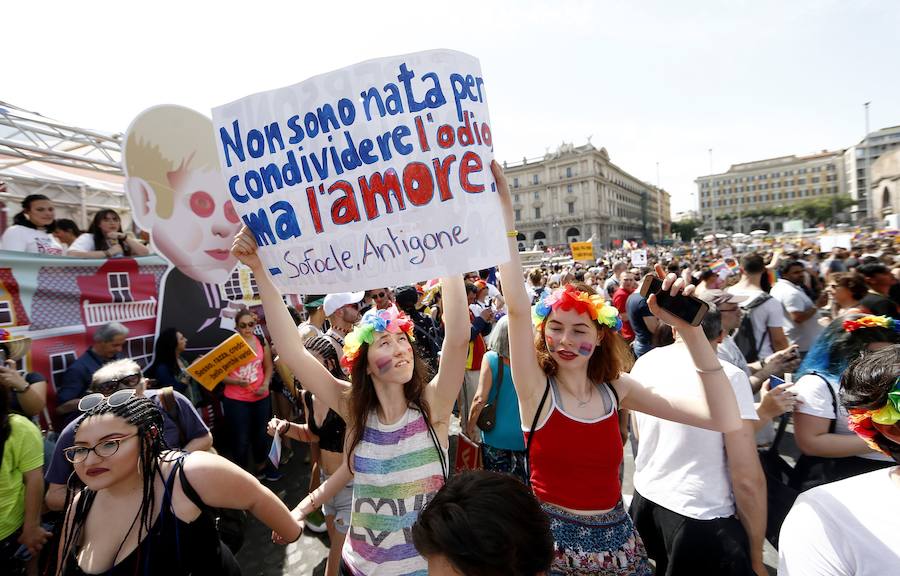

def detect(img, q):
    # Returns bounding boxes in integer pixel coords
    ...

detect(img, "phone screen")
[769,375,786,388]
[641,275,708,326]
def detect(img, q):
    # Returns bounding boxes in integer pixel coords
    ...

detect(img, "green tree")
[672,219,702,242]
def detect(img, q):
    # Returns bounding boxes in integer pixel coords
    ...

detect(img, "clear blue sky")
[6,0,898,213]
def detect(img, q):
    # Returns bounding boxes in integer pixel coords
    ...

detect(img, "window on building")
[568,202,575,214]
[513,177,519,188]
[513,194,519,203]
[532,174,539,185]
[50,351,78,391]
[566,166,573,178]
[567,184,573,194]
[126,335,155,368]
[0,301,11,325]
[514,209,521,221]
[533,190,539,200]
[108,273,133,303]
[534,207,541,219]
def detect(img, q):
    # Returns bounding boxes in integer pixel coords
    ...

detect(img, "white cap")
[323,292,365,316]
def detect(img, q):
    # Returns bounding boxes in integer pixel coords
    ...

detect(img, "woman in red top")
[221,309,275,480]
[492,161,742,575]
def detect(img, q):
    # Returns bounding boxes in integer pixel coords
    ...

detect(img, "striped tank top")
[341,406,446,576]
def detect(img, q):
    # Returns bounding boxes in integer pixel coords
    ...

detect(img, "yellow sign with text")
[186,333,257,391]
[570,241,594,262]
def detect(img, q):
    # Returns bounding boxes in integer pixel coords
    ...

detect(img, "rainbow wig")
[798,314,900,383]
[532,284,622,332]
[342,305,415,370]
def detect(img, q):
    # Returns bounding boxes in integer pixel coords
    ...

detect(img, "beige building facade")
[871,148,900,223]
[695,150,845,233]
[502,142,671,251]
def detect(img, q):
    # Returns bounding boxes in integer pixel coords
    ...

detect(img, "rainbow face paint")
[545,335,557,353]
[578,342,594,356]
[375,357,393,374]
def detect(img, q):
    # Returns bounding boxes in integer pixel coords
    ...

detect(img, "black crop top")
[303,391,346,453]
[63,454,240,576]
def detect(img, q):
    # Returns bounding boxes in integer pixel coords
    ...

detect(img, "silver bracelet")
[695,366,725,374]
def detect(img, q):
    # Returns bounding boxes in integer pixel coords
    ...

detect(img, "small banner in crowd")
[570,241,594,261]
[212,49,508,293]
[630,249,647,267]
[186,333,257,390]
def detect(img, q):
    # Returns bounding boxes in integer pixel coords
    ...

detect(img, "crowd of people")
[2,161,900,575]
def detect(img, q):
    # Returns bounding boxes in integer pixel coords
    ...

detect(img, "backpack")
[734,293,772,363]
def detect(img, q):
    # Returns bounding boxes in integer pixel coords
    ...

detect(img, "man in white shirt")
[779,345,900,576]
[630,307,766,576]
[770,260,825,355]
[728,253,789,360]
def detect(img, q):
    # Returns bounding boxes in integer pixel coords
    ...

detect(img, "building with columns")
[844,125,900,220]
[501,142,671,251]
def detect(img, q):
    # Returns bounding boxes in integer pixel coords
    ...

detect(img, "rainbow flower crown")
[532,284,622,332]
[848,377,900,455]
[342,305,415,369]
[842,315,900,334]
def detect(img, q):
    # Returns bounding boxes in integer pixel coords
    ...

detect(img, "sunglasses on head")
[92,373,142,395]
[238,321,257,329]
[78,388,137,412]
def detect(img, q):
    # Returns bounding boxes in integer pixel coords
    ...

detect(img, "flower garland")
[847,377,900,455]
[842,315,900,334]
[532,284,622,332]
[341,305,415,369]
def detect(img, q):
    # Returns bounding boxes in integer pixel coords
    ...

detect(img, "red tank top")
[524,378,622,510]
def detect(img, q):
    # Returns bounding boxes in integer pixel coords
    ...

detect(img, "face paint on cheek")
[578,342,594,356]
[545,335,557,353]
[375,357,393,374]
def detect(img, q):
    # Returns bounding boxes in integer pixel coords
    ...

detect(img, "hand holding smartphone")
[639,267,709,327]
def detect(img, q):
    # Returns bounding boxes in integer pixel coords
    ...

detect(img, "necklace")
[575,385,593,407]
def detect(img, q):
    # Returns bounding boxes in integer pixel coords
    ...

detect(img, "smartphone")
[769,375,786,388]
[638,274,709,327]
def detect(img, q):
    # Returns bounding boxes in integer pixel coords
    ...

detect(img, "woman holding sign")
[220,309,277,481]
[491,161,742,575]
[231,226,469,576]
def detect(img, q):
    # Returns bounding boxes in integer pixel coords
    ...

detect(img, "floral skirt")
[542,500,652,576]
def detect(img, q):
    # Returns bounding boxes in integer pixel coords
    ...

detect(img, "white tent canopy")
[0,102,130,230]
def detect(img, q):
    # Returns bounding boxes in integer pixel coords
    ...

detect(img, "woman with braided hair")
[232,225,470,576]
[55,393,301,575]
[267,335,353,576]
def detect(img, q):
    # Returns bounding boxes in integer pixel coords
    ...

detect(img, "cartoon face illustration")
[123,105,241,284]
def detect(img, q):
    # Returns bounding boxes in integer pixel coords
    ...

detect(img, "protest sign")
[186,333,257,390]
[212,49,508,293]
[819,234,852,252]
[630,249,647,267]
[720,247,733,259]
[570,241,594,261]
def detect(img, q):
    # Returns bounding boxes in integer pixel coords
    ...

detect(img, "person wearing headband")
[232,225,470,576]
[779,345,900,575]
[493,160,741,575]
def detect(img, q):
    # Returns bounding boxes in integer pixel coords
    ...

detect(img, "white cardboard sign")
[631,249,647,267]
[212,50,508,293]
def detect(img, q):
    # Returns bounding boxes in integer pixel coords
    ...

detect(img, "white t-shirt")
[779,467,900,576]
[794,373,892,462]
[68,232,99,252]
[717,336,776,446]
[770,280,823,352]
[631,345,759,520]
[728,286,783,359]
[0,225,64,255]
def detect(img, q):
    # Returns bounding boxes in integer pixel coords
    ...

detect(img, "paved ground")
[237,426,800,575]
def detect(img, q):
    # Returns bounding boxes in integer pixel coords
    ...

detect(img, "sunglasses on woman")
[78,388,137,412]
[64,432,139,464]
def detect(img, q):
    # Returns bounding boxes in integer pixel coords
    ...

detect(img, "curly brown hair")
[534,283,634,383]
[345,338,435,472]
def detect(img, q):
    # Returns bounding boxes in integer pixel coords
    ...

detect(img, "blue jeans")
[481,443,528,484]
[222,395,273,473]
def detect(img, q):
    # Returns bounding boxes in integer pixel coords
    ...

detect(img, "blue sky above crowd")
[6,0,898,213]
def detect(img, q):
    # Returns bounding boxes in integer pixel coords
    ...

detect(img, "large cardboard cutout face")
[123,105,241,284]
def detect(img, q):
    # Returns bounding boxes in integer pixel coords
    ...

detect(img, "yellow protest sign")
[186,333,257,390]
[570,241,594,261]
